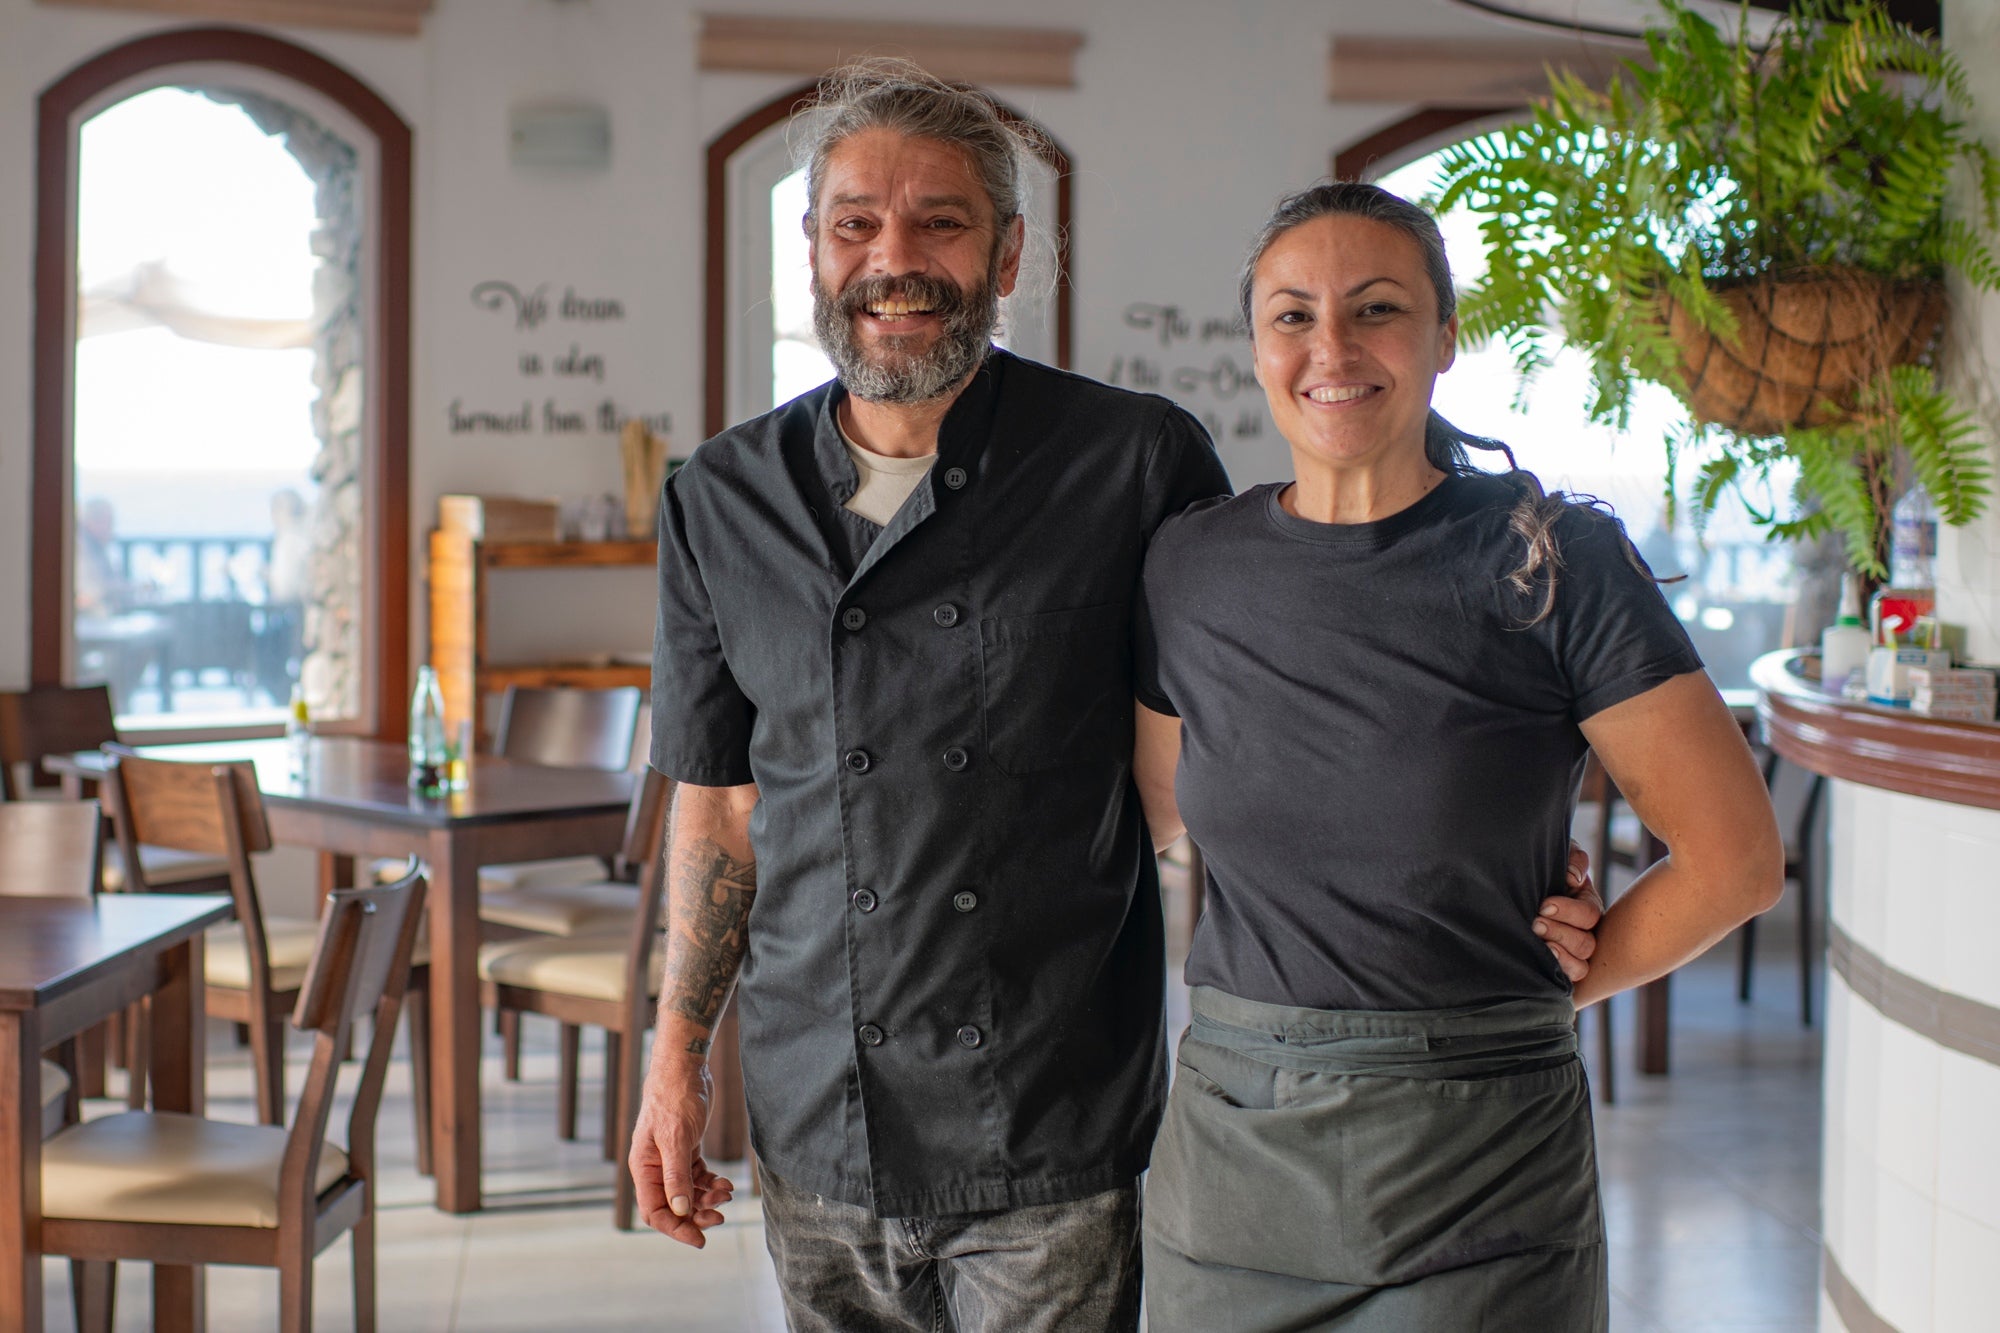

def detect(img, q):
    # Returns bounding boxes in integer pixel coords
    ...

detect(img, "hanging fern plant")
[1428,0,2000,578]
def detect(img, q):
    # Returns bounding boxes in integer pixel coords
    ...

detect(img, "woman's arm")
[1571,670,1785,1009]
[1135,702,1185,853]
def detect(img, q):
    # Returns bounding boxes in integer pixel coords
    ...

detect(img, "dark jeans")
[759,1166,1140,1333]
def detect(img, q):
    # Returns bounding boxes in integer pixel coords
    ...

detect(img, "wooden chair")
[475,688,648,899]
[40,866,428,1333]
[0,685,230,895]
[478,768,670,1228]
[103,746,319,1125]
[1736,753,1828,1025]
[0,800,104,1133]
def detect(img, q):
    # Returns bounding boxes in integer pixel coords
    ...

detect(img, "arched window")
[1340,113,1800,693]
[34,29,411,740]
[705,83,1073,438]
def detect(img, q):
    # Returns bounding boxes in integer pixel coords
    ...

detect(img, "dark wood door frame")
[33,27,412,740]
[703,82,1075,440]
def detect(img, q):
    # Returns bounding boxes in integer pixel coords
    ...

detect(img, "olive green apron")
[1144,987,1607,1333]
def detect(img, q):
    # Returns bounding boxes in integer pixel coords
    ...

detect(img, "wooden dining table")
[1,891,230,1332]
[47,736,635,1215]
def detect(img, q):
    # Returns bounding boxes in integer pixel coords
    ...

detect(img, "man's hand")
[630,1055,735,1247]
[1536,840,1605,984]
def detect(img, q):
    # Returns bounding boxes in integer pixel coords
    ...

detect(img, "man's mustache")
[833,273,975,326]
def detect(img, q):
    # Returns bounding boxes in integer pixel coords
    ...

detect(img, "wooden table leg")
[150,934,207,1331]
[317,851,357,912]
[0,1011,45,1333]
[429,830,483,1213]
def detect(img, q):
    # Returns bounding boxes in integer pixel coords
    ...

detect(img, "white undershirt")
[840,427,937,528]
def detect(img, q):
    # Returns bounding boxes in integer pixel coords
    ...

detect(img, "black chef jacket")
[650,349,1230,1217]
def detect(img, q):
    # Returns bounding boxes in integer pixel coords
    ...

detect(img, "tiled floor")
[41,875,1823,1332]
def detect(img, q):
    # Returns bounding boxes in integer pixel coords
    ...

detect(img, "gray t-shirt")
[1136,472,1702,1011]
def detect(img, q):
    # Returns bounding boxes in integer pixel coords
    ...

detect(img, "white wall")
[0,0,1532,693]
[1940,0,2000,662]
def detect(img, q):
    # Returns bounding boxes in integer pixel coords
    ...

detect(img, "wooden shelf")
[479,539,656,569]
[477,663,651,691]
[429,530,654,745]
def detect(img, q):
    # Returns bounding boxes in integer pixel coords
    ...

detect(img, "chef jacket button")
[844,749,872,774]
[933,603,960,628]
[858,1024,885,1047]
[953,891,978,913]
[942,747,969,771]
[956,1025,983,1049]
[942,466,968,490]
[841,607,868,631]
[852,888,878,913]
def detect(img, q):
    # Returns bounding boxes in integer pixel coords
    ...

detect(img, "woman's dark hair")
[1241,180,1576,623]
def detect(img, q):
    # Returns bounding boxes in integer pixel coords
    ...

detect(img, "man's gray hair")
[796,58,1043,230]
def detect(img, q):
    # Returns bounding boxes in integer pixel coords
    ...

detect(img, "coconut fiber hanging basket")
[1657,268,1946,437]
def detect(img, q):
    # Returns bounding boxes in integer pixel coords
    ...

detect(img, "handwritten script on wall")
[448,280,673,439]
[1104,302,1267,443]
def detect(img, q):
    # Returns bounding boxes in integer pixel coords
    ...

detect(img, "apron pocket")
[1147,1037,1600,1288]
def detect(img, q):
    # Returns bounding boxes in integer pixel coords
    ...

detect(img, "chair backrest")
[493,685,643,772]
[0,685,118,800]
[102,747,277,991]
[620,768,674,1011]
[281,865,427,1214]
[0,800,104,898]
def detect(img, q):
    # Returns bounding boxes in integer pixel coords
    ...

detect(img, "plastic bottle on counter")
[1820,575,1871,694]
[1891,483,1938,591]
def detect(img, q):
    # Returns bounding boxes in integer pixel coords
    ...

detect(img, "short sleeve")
[649,471,757,786]
[1133,511,1194,717]
[1140,405,1231,541]
[1551,508,1705,722]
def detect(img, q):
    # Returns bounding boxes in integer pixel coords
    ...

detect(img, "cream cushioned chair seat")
[40,1110,347,1228]
[204,916,322,991]
[100,841,230,892]
[478,934,660,1004]
[479,880,639,937]
[40,1059,71,1140]
[478,856,612,894]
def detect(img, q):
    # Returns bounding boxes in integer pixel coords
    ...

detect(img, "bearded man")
[629,61,1602,1332]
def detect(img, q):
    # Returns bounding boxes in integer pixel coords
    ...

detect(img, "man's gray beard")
[813,272,1001,405]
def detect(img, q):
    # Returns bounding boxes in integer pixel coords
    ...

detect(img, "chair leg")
[558,1022,581,1141]
[353,1205,378,1333]
[124,1000,150,1110]
[279,1242,314,1333]
[405,984,433,1177]
[614,1027,644,1231]
[1736,916,1757,1003]
[249,1015,287,1126]
[1798,853,1816,1028]
[71,1258,115,1333]
[1594,996,1616,1105]
[502,1010,523,1082]
[602,1031,621,1159]
[77,1021,109,1099]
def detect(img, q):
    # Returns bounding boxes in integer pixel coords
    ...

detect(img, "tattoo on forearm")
[666,836,756,1030]
[684,1036,711,1056]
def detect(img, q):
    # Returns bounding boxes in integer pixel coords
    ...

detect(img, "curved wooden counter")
[1752,649,2000,813]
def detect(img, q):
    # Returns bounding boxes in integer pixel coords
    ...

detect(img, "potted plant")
[1429,0,2000,580]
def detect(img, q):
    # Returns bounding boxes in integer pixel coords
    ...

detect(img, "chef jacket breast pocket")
[978,604,1132,776]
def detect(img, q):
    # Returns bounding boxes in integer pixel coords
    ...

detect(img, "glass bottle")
[285,683,312,778]
[408,665,448,797]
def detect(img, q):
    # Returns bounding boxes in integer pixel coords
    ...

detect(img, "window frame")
[33,27,412,742]
[704,82,1074,439]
